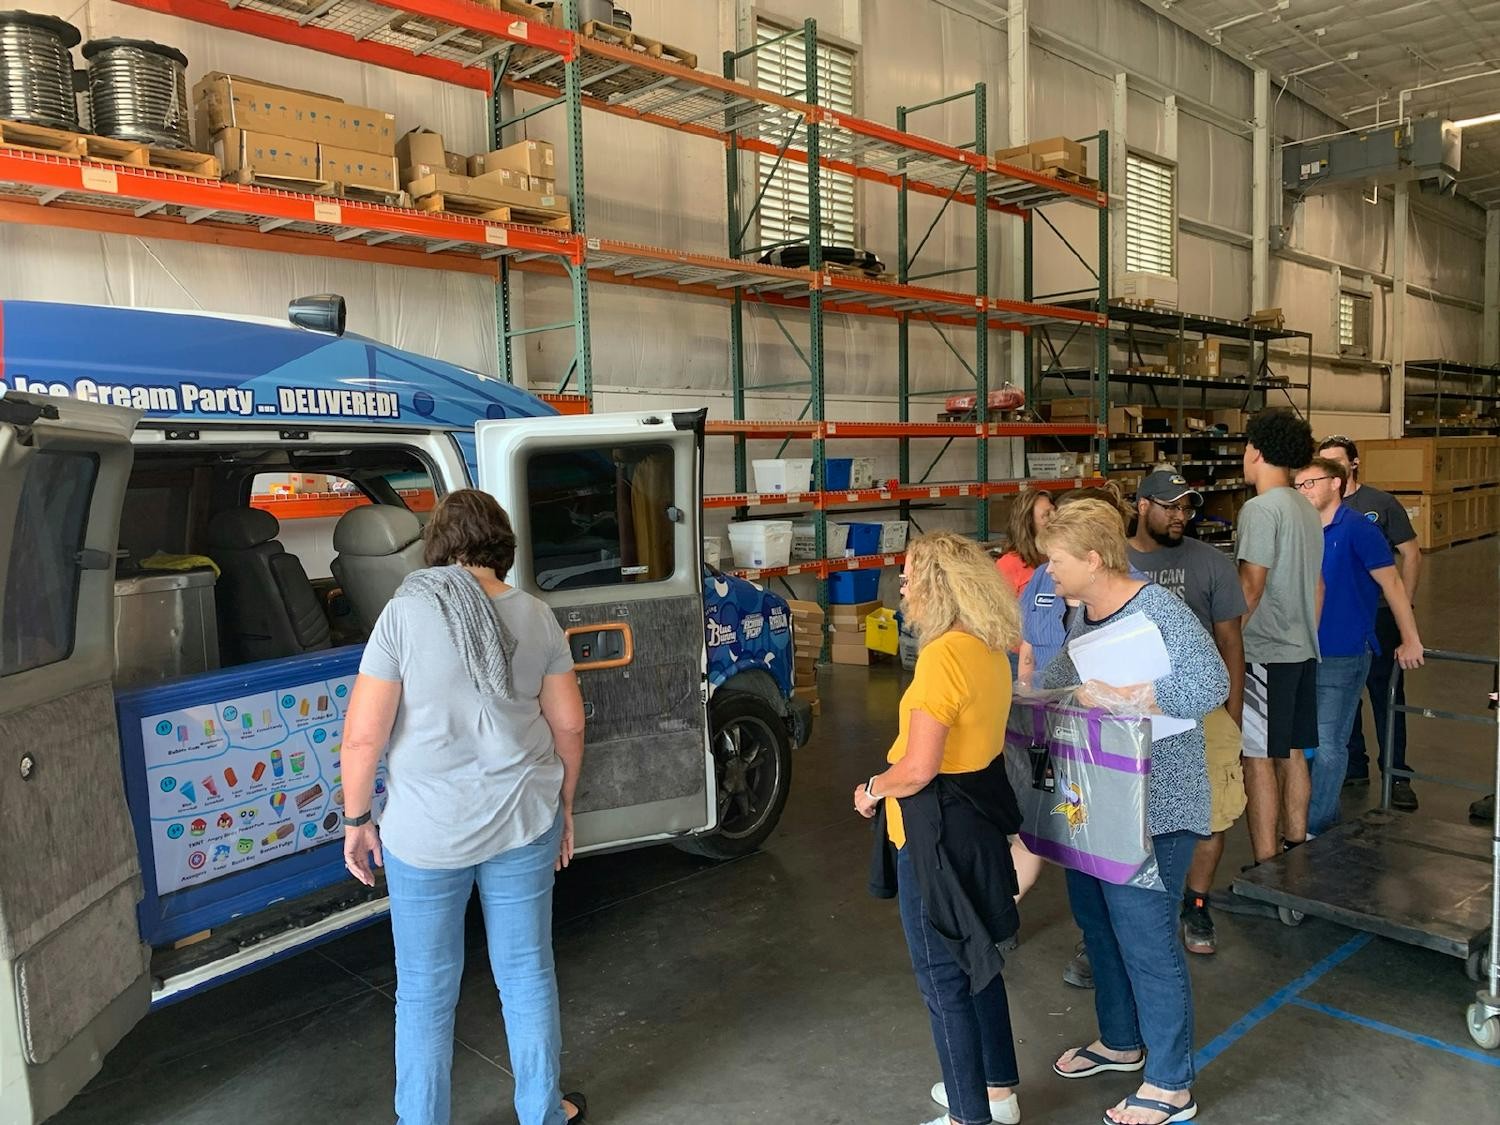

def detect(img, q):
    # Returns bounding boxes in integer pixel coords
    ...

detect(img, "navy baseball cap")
[1137,469,1203,507]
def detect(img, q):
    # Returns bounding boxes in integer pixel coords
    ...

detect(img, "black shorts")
[1243,660,1319,759]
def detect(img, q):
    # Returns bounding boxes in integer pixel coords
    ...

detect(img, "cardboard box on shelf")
[1208,408,1248,432]
[1165,339,1223,378]
[444,151,468,175]
[471,166,533,192]
[405,173,563,212]
[1044,398,1095,420]
[469,139,556,179]
[212,129,318,182]
[1030,135,1088,175]
[1129,441,1160,464]
[1109,405,1143,435]
[1108,448,1135,466]
[402,169,473,196]
[993,143,1041,171]
[396,128,446,170]
[320,145,399,192]
[195,74,396,154]
[530,177,557,194]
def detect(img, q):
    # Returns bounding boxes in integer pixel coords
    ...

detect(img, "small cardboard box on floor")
[828,599,882,666]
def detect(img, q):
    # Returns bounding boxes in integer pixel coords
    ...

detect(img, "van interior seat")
[207,507,332,663]
[331,505,425,634]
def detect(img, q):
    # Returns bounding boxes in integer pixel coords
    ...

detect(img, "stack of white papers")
[1068,612,1193,742]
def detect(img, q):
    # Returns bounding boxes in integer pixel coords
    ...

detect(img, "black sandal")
[563,1091,588,1123]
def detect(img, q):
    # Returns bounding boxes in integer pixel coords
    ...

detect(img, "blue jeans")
[1065,830,1200,1092]
[896,846,1019,1125]
[1309,651,1373,836]
[384,813,566,1125]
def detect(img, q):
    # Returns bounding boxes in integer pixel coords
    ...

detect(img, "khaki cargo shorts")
[1204,706,1247,833]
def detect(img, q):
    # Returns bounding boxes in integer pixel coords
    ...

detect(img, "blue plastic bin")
[828,569,880,603]
[840,522,883,556]
[824,458,853,490]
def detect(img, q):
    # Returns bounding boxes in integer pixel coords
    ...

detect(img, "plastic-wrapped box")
[1004,693,1162,889]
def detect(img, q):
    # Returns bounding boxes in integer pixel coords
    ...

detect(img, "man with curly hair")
[1235,408,1324,866]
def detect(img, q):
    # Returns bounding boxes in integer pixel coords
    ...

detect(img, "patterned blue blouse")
[1041,582,1229,837]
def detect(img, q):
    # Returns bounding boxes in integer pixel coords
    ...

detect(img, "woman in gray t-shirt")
[341,489,588,1125]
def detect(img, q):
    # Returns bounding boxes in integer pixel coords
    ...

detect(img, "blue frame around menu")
[116,646,377,947]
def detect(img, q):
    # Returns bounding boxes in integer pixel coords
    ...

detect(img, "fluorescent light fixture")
[1455,111,1500,128]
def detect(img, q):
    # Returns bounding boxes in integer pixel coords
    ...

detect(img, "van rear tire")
[674,692,792,860]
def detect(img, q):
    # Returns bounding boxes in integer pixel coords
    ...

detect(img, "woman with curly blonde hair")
[855,533,1026,1125]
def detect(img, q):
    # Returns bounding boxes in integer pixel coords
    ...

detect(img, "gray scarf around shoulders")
[394,565,518,700]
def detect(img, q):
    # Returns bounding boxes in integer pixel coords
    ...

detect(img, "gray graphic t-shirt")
[1127,537,1247,635]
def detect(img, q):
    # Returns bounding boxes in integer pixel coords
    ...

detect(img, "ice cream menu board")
[138,673,388,894]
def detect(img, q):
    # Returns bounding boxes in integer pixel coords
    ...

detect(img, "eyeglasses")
[1295,476,1335,491]
[899,573,911,590]
[1147,497,1197,515]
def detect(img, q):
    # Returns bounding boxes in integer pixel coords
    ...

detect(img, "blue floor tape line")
[1194,933,1372,1070]
[1288,997,1500,1068]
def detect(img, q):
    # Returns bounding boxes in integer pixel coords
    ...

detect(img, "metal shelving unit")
[1032,302,1312,539]
[1405,359,1500,434]
[3,0,1111,630]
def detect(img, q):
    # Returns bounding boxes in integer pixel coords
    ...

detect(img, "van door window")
[2,450,98,675]
[250,472,363,580]
[525,445,676,591]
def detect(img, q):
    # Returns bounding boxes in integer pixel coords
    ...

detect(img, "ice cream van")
[0,296,811,1123]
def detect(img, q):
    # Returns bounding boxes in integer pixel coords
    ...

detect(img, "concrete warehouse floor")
[55,538,1499,1125]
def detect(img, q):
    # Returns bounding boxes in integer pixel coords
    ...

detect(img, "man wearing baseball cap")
[1127,471,1247,956]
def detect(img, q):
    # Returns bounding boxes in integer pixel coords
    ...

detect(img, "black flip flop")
[564,1091,588,1123]
[1102,1094,1197,1124]
[1053,1046,1146,1079]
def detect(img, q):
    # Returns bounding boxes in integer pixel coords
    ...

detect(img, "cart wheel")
[1466,1004,1500,1050]
[1466,949,1487,983]
[1278,906,1305,927]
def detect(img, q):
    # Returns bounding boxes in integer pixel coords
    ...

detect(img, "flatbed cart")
[1229,648,1500,1050]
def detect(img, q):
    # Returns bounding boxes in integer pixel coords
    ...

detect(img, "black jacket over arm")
[868,756,1023,994]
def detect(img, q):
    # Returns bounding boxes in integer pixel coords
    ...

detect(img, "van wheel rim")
[713,716,781,840]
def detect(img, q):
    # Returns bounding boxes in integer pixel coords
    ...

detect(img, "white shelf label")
[313,201,342,224]
[485,227,509,247]
[80,167,117,193]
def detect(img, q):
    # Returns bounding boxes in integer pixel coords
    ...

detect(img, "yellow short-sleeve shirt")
[885,630,1013,847]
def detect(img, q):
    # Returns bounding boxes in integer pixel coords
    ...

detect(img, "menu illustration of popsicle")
[137,673,383,894]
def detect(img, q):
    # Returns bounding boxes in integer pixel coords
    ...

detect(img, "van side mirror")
[288,295,347,336]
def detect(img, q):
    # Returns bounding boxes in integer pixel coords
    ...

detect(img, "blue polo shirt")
[1318,503,1395,657]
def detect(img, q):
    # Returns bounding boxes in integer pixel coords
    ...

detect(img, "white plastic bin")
[877,520,909,552]
[849,456,878,488]
[728,520,794,569]
[791,520,850,561]
[1026,453,1079,480]
[702,537,722,568]
[752,458,813,494]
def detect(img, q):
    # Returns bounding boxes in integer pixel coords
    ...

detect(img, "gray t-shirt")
[359,588,574,869]
[1344,483,1416,608]
[1236,486,1324,665]
[1127,537,1248,635]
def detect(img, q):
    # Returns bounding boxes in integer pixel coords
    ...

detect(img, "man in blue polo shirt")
[1294,457,1425,835]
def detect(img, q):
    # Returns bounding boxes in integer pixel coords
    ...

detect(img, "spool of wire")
[83,37,190,150]
[0,11,82,131]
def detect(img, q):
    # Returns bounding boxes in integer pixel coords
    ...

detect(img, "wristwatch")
[343,811,372,827]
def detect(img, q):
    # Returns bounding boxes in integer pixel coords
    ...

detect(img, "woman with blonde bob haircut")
[1036,500,1228,1125]
[856,533,1027,1125]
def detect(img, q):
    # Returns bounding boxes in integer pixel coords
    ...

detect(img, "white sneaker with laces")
[929,1080,1021,1124]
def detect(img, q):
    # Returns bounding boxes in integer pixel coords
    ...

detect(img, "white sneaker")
[929,1081,1021,1124]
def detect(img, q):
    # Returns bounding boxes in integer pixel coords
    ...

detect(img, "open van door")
[0,393,149,1123]
[475,410,715,849]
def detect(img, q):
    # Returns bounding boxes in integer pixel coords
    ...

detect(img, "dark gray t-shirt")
[360,588,574,868]
[1127,537,1248,635]
[1344,484,1416,607]
[1237,486,1324,665]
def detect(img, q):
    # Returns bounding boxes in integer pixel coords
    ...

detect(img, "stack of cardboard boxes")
[194,73,400,197]
[994,136,1089,180]
[787,600,824,715]
[1358,436,1500,551]
[397,128,568,224]
[828,599,882,666]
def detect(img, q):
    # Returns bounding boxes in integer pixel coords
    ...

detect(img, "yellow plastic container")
[865,607,900,655]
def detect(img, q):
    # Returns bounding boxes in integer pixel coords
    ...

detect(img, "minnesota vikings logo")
[1050,779,1088,840]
